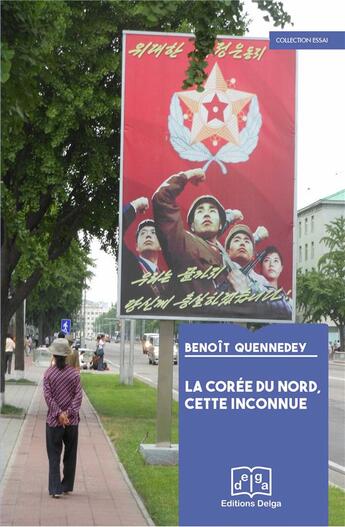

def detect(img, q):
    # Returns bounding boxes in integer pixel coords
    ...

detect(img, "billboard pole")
[119,319,126,384]
[156,320,174,446]
[128,319,135,385]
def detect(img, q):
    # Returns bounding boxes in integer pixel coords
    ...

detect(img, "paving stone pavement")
[0,357,152,526]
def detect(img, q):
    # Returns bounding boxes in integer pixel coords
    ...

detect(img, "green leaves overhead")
[25,240,94,333]
[1,0,292,329]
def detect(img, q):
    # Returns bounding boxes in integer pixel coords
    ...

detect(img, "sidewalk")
[0,357,152,526]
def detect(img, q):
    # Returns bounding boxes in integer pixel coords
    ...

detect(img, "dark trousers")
[97,354,104,371]
[5,352,13,374]
[46,424,78,495]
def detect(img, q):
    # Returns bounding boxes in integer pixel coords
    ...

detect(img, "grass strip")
[81,373,178,526]
[329,486,345,526]
[1,404,25,416]
[82,373,344,526]
[6,378,37,385]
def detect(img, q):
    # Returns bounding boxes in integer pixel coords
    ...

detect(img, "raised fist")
[253,225,269,244]
[183,168,206,186]
[231,209,244,222]
[131,197,149,214]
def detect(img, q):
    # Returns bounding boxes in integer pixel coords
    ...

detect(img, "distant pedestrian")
[43,338,82,498]
[45,336,50,347]
[96,334,105,371]
[5,333,16,374]
[328,342,333,359]
[25,336,30,356]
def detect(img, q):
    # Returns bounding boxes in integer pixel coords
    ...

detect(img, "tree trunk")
[15,301,25,376]
[38,315,43,346]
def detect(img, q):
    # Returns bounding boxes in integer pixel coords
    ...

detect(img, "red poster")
[118,31,296,322]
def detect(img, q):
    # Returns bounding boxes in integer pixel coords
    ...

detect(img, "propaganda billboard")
[118,31,296,322]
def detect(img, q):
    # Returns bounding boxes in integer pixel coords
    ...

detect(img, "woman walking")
[43,338,82,498]
[5,333,15,375]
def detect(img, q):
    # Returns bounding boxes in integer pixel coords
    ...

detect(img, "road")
[87,340,345,468]
[329,362,345,468]
[86,339,179,392]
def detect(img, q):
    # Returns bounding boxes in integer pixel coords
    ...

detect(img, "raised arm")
[123,197,149,233]
[152,169,205,265]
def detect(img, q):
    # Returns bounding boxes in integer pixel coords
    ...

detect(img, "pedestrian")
[25,336,30,356]
[328,342,333,359]
[45,336,50,347]
[5,333,16,374]
[43,338,82,498]
[96,334,105,371]
[66,334,80,371]
[25,335,33,355]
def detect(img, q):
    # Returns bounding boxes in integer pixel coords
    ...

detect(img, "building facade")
[296,189,345,339]
[83,300,109,338]
[297,189,345,273]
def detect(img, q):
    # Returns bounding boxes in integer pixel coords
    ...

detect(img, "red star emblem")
[203,94,228,123]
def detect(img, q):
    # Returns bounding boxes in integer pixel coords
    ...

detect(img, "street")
[329,362,345,467]
[88,340,345,468]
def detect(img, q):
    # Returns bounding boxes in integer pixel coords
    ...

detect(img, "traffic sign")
[61,319,71,334]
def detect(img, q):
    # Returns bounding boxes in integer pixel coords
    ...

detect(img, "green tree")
[1,0,291,400]
[93,305,118,336]
[26,240,94,341]
[143,319,160,334]
[297,216,345,351]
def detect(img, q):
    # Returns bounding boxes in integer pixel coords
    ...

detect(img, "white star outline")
[168,62,263,174]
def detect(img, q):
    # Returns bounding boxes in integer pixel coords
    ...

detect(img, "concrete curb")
[329,461,345,490]
[107,361,179,401]
[0,380,40,486]
[83,390,155,526]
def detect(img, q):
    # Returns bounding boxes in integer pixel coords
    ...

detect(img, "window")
[305,218,308,235]
[311,242,314,259]
[299,246,302,263]
[305,244,308,260]
[311,215,314,233]
[298,221,301,237]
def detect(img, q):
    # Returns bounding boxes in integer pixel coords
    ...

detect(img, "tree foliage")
[1,0,291,321]
[25,240,94,338]
[93,305,117,336]
[1,0,292,398]
[297,216,345,350]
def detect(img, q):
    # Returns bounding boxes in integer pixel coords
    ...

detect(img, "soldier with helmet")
[121,197,164,308]
[152,168,243,298]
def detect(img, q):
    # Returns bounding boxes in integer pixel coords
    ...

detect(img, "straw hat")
[49,338,70,357]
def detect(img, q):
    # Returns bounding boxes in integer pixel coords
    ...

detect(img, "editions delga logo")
[231,466,272,498]
[220,466,282,509]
